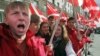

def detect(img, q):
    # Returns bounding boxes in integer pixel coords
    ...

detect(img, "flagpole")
[46,0,66,56]
[48,0,66,45]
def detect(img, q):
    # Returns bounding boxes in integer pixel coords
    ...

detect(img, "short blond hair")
[4,1,29,17]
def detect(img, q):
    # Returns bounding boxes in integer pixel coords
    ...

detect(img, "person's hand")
[46,44,54,56]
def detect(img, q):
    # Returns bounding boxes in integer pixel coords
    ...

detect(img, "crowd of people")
[0,1,93,56]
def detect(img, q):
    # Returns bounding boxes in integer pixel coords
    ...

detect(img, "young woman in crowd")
[53,25,76,56]
[36,22,51,45]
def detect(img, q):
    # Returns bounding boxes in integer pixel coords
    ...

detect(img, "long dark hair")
[55,25,69,41]
[36,22,51,36]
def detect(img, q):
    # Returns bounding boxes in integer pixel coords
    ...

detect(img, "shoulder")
[0,23,9,38]
[0,23,9,31]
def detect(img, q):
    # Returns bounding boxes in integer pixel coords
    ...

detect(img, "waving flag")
[89,10,100,22]
[82,0,100,22]
[30,3,47,22]
[47,2,59,17]
[82,0,99,11]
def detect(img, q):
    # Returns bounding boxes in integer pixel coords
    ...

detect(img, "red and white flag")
[47,2,59,17]
[89,10,100,22]
[81,0,100,22]
[30,3,47,22]
[82,0,99,11]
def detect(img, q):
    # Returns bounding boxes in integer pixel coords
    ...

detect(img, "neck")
[12,34,26,45]
[16,34,26,44]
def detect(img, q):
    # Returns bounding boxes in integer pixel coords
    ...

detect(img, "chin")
[16,33,26,37]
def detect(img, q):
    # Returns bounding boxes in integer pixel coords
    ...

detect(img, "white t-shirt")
[65,41,76,56]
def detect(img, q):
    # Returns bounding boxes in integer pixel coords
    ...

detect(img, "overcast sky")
[95,0,100,6]
[95,0,100,27]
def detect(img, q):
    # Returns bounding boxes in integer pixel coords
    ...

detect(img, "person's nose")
[18,13,25,21]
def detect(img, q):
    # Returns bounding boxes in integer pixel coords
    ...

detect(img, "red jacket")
[66,26,83,54]
[0,23,50,56]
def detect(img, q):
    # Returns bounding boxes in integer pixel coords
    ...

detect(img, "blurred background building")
[0,0,86,22]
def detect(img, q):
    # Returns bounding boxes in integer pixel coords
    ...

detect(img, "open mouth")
[17,24,25,29]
